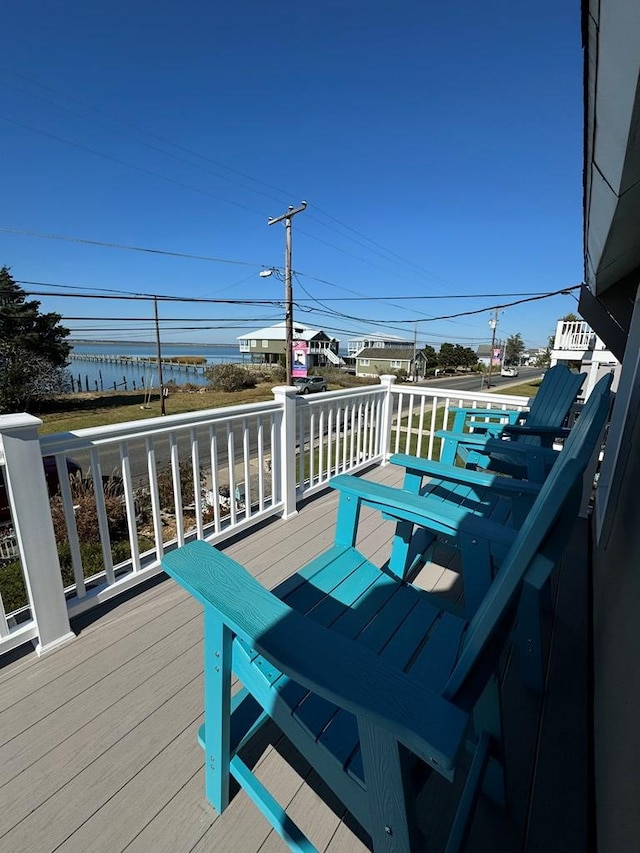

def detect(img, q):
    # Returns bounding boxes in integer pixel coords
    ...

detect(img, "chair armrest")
[449,406,522,420]
[436,429,505,449]
[482,439,559,463]
[502,424,570,438]
[162,540,468,775]
[389,453,542,498]
[330,473,518,549]
[445,406,523,437]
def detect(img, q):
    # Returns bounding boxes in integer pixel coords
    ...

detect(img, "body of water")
[68,341,245,392]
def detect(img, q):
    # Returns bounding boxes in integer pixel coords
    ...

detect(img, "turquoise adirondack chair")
[387,374,611,576]
[437,363,585,478]
[161,376,611,852]
[362,374,612,689]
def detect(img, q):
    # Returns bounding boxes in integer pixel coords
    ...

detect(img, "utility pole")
[486,308,499,389]
[153,296,166,415]
[268,201,307,385]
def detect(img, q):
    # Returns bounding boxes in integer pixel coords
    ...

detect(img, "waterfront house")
[346,333,414,358]
[237,322,342,368]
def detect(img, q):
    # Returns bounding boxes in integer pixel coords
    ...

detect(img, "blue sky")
[1,1,583,350]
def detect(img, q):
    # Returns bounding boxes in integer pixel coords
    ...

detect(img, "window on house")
[262,340,268,348]
[251,340,257,347]
[361,358,370,366]
[391,360,402,368]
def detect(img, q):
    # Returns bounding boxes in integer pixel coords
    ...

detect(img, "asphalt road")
[416,366,543,394]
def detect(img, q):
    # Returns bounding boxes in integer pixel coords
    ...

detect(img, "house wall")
[592,293,640,852]
[240,338,336,368]
[356,358,411,377]
[248,339,286,355]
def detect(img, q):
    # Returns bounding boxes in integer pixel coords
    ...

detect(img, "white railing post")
[0,414,74,656]
[378,375,397,465]
[272,386,299,519]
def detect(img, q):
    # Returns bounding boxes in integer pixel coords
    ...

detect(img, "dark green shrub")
[205,364,257,392]
[50,473,129,545]
[153,459,198,509]
[0,560,27,614]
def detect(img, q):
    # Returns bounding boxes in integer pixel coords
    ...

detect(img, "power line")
[0,227,262,267]
[369,286,580,323]
[4,276,570,303]
[12,284,282,304]
[0,79,296,211]
[63,316,284,322]
[0,69,453,284]
[2,223,573,310]
[4,282,579,324]
[294,290,558,301]
[0,115,269,218]
[309,203,454,287]
[0,67,298,204]
[3,278,578,342]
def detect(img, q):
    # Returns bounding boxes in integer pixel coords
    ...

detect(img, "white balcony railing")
[553,320,597,352]
[0,378,530,658]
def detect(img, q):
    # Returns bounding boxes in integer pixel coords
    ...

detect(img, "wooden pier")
[68,353,207,375]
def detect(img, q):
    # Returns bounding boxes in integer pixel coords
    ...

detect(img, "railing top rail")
[388,384,531,407]
[39,397,284,455]
[298,386,387,405]
[556,319,591,330]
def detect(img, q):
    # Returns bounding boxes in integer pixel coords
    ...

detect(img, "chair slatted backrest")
[445,372,612,704]
[518,363,585,428]
[441,364,586,470]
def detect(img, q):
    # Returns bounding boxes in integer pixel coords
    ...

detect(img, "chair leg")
[472,677,506,809]
[439,436,458,466]
[518,553,555,693]
[230,756,318,853]
[517,582,545,692]
[388,519,435,580]
[203,610,232,813]
[359,718,423,852]
[445,731,491,853]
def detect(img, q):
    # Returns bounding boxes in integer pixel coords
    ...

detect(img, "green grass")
[34,385,279,434]
[490,378,542,398]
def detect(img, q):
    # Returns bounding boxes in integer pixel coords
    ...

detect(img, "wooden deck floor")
[0,464,588,852]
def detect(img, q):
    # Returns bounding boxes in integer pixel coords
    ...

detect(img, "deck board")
[0,463,588,852]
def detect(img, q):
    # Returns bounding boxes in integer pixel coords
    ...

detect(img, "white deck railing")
[553,320,600,352]
[0,377,530,658]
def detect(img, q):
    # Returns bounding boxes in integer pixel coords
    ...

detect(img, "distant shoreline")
[69,339,233,348]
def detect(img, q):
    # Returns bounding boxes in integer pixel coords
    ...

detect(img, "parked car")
[0,456,82,523]
[500,365,519,377]
[293,376,327,394]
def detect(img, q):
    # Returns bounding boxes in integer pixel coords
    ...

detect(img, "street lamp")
[258,267,286,373]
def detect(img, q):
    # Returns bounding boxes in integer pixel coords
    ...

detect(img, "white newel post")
[378,375,397,465]
[272,385,299,519]
[0,414,75,656]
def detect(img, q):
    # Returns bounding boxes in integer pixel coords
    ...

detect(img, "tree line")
[418,332,529,373]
